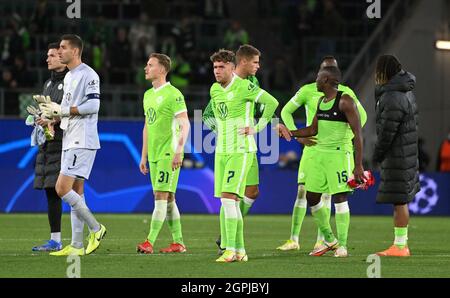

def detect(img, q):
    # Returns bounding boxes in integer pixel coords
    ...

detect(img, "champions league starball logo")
[409,175,439,214]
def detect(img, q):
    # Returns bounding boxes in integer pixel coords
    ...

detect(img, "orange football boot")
[376,245,410,257]
[137,239,154,254]
[159,243,187,253]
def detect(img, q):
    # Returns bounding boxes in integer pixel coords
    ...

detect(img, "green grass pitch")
[1,214,449,278]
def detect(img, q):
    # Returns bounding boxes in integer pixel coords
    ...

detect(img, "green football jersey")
[289,82,367,127]
[315,95,354,152]
[248,75,266,119]
[203,74,261,132]
[143,82,187,162]
[247,75,260,87]
[210,74,277,154]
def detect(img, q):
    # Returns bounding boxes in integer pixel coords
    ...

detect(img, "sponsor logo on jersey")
[147,108,156,124]
[217,102,228,120]
[88,79,99,86]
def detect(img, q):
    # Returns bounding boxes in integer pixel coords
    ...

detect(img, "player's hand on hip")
[297,137,317,146]
[238,126,256,136]
[353,165,366,184]
[274,124,292,141]
[172,153,183,170]
[139,158,149,175]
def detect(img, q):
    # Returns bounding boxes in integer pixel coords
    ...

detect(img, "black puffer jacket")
[373,70,420,204]
[33,68,68,189]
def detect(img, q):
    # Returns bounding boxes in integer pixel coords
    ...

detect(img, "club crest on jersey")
[176,96,183,102]
[58,83,63,90]
[156,96,163,105]
[146,108,156,124]
[226,92,234,100]
[217,102,228,120]
[248,82,256,90]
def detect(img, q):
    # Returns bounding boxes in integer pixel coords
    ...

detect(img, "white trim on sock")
[237,248,246,255]
[51,232,61,243]
[334,201,350,214]
[394,235,408,246]
[152,200,168,221]
[167,200,181,220]
[310,200,324,213]
[294,198,307,208]
[235,201,243,220]
[290,236,299,243]
[221,198,238,219]
[297,184,306,200]
[321,193,332,209]
[243,196,255,206]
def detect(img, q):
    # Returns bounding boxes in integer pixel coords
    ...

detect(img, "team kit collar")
[153,81,171,92]
[222,73,238,90]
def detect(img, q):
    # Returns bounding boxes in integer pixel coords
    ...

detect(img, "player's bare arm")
[172,111,190,171]
[140,122,149,175]
[289,114,318,139]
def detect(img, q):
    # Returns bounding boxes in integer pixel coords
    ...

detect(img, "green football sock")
[236,202,245,252]
[167,219,183,244]
[167,201,184,245]
[311,202,335,243]
[316,194,331,243]
[290,198,307,243]
[394,226,408,249]
[240,196,255,216]
[221,198,238,250]
[147,200,168,244]
[335,202,350,247]
[220,205,227,249]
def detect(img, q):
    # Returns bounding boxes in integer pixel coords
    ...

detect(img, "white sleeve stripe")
[289,98,301,107]
[254,90,265,103]
[174,109,187,116]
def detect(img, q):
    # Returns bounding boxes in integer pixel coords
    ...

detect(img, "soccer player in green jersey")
[136,53,190,254]
[209,49,279,262]
[235,45,262,216]
[282,66,366,257]
[277,56,367,253]
[206,45,264,253]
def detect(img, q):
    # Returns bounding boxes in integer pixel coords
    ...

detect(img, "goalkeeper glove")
[26,105,41,117]
[40,102,62,118]
[26,104,54,140]
[33,95,51,105]
[33,94,70,118]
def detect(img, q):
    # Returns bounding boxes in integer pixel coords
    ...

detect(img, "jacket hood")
[375,70,416,98]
